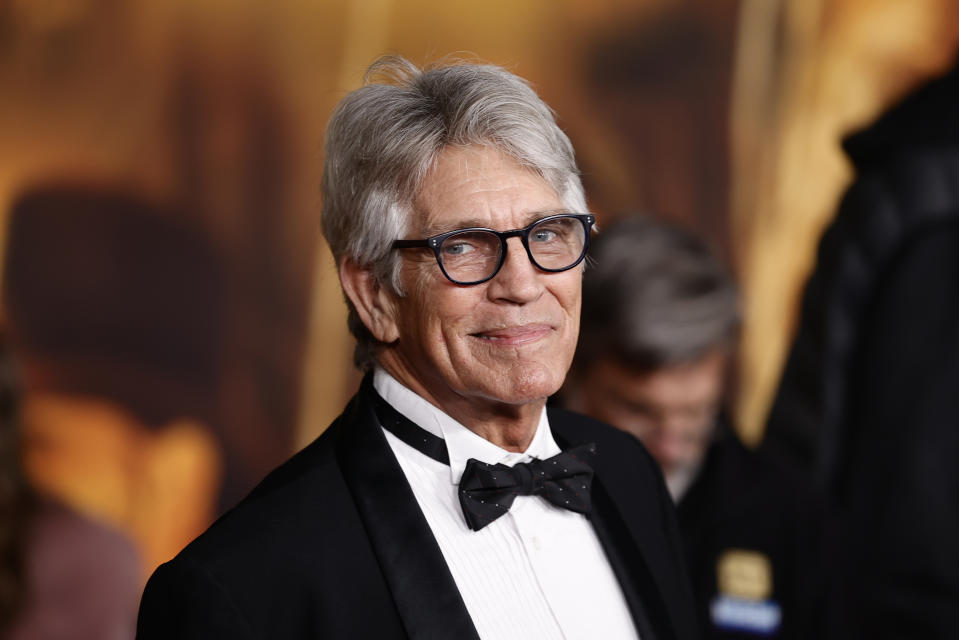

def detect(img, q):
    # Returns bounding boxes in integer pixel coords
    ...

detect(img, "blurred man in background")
[564,216,823,639]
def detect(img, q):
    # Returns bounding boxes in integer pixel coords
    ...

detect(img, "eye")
[530,228,558,243]
[442,240,475,256]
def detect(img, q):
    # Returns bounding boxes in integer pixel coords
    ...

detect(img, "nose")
[485,237,544,304]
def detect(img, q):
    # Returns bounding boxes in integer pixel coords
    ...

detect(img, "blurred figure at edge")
[564,216,825,639]
[0,334,140,640]
[762,54,959,639]
[2,185,225,580]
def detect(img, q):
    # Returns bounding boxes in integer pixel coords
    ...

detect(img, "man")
[762,55,959,639]
[136,56,697,639]
[563,217,822,639]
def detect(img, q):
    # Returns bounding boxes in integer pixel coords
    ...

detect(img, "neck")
[459,405,542,452]
[376,362,543,453]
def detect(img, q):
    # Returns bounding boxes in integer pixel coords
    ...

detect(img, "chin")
[487,363,565,405]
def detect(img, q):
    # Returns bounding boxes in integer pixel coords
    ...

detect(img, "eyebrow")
[422,208,572,236]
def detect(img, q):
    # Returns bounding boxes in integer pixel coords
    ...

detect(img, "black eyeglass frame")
[391,213,595,286]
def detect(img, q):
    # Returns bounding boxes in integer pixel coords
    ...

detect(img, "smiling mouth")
[470,324,553,346]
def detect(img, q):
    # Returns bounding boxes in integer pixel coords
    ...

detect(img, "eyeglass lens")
[439,216,587,283]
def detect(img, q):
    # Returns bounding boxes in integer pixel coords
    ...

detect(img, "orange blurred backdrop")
[1,0,957,579]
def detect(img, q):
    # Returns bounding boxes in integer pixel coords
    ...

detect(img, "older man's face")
[383,145,582,413]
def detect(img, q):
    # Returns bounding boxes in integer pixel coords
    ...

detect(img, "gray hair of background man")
[575,216,739,372]
[321,55,588,370]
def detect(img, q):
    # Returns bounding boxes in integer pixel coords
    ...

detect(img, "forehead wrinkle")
[421,208,573,237]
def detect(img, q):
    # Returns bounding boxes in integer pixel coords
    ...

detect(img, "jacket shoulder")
[184,420,345,561]
[138,395,405,638]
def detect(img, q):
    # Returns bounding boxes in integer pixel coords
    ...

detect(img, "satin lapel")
[336,377,480,640]
[551,418,680,640]
[588,476,661,640]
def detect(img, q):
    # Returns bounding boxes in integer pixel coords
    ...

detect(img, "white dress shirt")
[374,368,640,640]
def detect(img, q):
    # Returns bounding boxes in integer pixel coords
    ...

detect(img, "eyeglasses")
[392,213,595,285]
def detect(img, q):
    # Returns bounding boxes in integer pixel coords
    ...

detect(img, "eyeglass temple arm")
[392,239,432,248]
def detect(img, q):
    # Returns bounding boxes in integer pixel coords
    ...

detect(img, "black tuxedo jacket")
[137,378,698,639]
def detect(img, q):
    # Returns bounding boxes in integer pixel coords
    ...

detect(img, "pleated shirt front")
[374,368,639,640]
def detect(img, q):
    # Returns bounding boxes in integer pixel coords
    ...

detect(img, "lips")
[470,323,553,346]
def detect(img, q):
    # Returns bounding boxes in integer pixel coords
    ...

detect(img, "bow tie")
[373,393,597,531]
[458,445,596,530]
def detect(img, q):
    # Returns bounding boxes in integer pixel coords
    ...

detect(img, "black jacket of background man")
[678,424,826,639]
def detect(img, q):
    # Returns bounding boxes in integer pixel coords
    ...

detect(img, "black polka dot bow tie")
[458,445,596,531]
[373,390,597,531]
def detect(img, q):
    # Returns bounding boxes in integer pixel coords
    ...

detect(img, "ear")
[339,256,401,344]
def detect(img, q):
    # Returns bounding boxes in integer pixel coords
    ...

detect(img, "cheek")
[403,287,477,350]
[546,274,582,334]
[605,416,656,447]
[399,269,448,334]
[559,271,583,308]
[617,413,657,441]
[584,390,632,430]
[592,401,626,429]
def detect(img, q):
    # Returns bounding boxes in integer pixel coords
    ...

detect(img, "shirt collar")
[373,367,560,485]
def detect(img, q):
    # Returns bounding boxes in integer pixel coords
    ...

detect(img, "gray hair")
[321,55,587,370]
[576,216,739,371]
